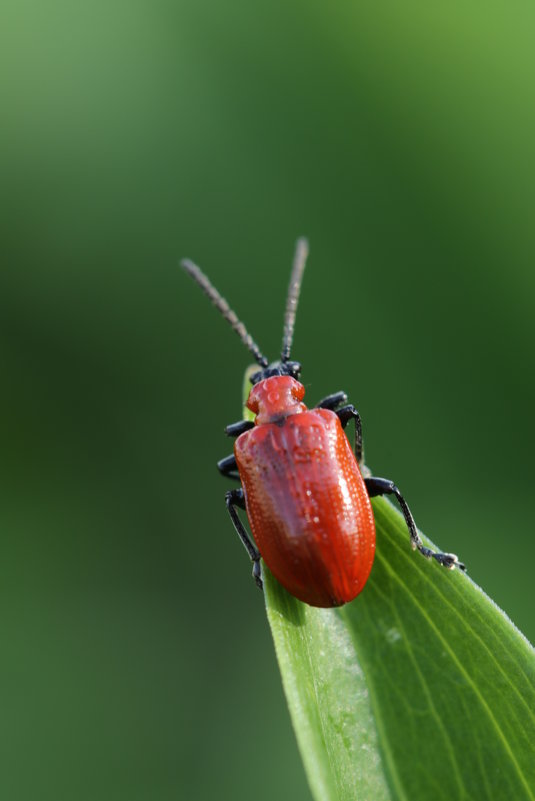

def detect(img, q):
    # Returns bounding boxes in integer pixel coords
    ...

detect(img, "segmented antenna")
[181,258,269,368]
[281,237,309,362]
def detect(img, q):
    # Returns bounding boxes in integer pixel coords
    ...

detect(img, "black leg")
[225,419,255,437]
[315,391,348,411]
[225,488,262,589]
[365,476,465,571]
[336,405,363,463]
[217,454,241,481]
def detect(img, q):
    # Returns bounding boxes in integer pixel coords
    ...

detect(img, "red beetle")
[182,239,464,607]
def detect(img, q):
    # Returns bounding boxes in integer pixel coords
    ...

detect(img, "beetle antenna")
[181,258,269,368]
[281,237,309,362]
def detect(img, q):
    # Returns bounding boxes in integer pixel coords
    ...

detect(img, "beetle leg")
[315,391,348,411]
[336,405,363,463]
[225,419,255,437]
[365,477,466,571]
[225,488,263,589]
[217,454,241,481]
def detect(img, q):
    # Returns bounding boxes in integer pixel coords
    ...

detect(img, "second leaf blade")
[265,498,535,801]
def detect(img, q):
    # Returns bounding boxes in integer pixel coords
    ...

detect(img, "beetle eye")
[287,360,301,378]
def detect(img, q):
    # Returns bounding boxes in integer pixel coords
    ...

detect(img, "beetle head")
[250,360,301,385]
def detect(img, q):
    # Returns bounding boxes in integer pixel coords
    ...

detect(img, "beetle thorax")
[247,376,307,425]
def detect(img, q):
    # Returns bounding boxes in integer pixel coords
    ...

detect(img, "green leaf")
[264,498,535,801]
[242,365,259,422]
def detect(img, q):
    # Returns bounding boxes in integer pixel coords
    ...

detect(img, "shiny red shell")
[234,375,375,607]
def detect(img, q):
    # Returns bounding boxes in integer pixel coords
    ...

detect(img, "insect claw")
[449,554,466,572]
[433,551,466,571]
[445,553,458,570]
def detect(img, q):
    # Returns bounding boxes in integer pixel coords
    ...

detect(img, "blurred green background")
[1,1,534,799]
